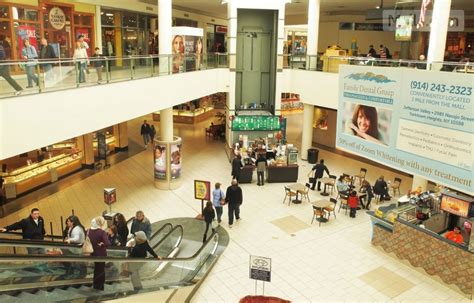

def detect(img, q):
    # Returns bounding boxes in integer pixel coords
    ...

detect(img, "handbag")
[82,232,94,255]
[219,190,226,205]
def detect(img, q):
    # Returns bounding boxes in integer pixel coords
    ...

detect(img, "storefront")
[206,24,227,53]
[0,1,95,60]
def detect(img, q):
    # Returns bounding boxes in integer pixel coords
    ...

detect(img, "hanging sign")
[49,7,66,30]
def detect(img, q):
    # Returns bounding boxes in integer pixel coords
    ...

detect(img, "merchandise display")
[153,107,215,124]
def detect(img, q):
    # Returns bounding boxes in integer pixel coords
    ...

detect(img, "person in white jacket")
[73,41,88,83]
[64,215,85,245]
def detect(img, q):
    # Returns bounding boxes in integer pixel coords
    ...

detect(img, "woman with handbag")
[21,38,39,88]
[63,215,86,278]
[212,182,225,224]
[87,216,110,291]
[203,201,216,243]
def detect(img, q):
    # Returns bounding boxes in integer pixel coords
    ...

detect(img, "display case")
[153,107,215,124]
[3,152,82,199]
[374,204,417,224]
[93,133,116,156]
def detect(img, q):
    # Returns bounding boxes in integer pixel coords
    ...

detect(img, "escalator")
[0,221,221,302]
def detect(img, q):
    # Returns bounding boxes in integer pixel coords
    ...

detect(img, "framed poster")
[194,180,211,201]
[154,144,167,180]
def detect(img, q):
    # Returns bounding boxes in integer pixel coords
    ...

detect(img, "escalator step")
[15,292,39,300]
[0,294,19,303]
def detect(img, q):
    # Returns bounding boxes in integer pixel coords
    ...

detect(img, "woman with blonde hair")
[88,216,110,290]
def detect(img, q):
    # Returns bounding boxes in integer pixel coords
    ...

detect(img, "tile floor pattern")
[0,112,471,303]
[270,215,311,235]
[359,266,415,299]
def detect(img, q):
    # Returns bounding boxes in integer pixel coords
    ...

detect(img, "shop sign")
[440,195,470,218]
[249,255,271,282]
[49,7,66,30]
[194,180,211,201]
[215,26,228,33]
[103,188,117,205]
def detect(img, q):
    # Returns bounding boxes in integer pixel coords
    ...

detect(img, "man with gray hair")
[224,179,243,228]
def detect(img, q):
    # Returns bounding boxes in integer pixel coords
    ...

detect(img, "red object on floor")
[239,295,290,303]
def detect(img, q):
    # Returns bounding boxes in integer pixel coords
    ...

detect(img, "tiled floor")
[0,112,471,302]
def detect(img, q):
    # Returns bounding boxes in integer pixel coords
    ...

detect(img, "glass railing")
[0,231,219,301]
[0,53,229,99]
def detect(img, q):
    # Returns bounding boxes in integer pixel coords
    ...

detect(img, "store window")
[74,14,92,26]
[101,9,117,26]
[13,22,41,57]
[12,6,38,22]
[0,21,12,59]
[122,12,137,28]
[41,4,74,58]
[74,14,94,56]
[0,5,9,19]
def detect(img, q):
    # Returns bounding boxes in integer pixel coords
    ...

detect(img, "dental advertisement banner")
[337,65,473,195]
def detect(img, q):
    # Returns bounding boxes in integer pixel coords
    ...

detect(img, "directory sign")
[337,65,473,195]
[249,255,271,282]
[232,116,281,131]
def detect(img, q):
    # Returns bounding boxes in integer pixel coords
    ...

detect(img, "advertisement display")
[337,65,473,194]
[17,25,38,56]
[194,180,211,201]
[170,142,182,179]
[172,27,203,73]
[395,15,414,41]
[154,144,167,180]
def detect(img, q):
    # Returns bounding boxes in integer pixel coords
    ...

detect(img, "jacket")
[256,156,267,172]
[348,195,359,208]
[203,207,215,223]
[373,179,388,195]
[140,123,151,135]
[92,54,104,67]
[225,185,243,206]
[129,241,157,258]
[88,228,110,257]
[5,216,46,240]
[312,163,329,178]
[67,225,85,244]
[73,47,88,64]
[116,223,129,246]
[231,158,243,176]
[22,45,38,66]
[130,218,152,239]
[39,44,56,60]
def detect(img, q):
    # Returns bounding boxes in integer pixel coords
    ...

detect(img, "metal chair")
[390,177,402,197]
[283,186,297,206]
[303,183,311,202]
[325,175,337,195]
[311,205,325,227]
[354,168,367,185]
[325,198,337,219]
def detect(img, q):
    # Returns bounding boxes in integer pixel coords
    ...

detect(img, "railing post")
[36,63,43,93]
[105,59,110,83]
[74,61,79,87]
[60,215,64,240]
[50,221,54,241]
[150,55,154,77]
[130,56,134,80]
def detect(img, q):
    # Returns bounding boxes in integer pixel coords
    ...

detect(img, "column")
[94,5,102,53]
[77,134,94,168]
[426,0,452,68]
[113,122,128,151]
[306,0,320,70]
[412,175,429,192]
[301,103,314,160]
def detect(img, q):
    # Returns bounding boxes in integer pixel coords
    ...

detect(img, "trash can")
[307,148,318,164]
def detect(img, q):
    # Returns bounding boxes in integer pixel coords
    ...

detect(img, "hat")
[134,231,147,244]
[90,216,106,230]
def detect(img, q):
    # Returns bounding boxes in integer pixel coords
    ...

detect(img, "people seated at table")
[445,226,464,244]
[348,191,359,218]
[359,180,374,209]
[336,175,350,196]
[374,176,391,201]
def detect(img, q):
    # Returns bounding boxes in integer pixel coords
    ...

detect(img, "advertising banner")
[103,188,117,205]
[194,180,211,201]
[17,25,38,56]
[172,27,203,73]
[337,65,473,195]
[170,142,182,179]
[154,144,167,180]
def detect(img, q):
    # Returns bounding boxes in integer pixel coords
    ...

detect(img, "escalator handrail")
[152,224,183,251]
[0,230,219,263]
[149,222,173,244]
[0,231,63,240]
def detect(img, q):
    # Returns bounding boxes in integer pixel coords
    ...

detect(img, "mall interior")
[0,0,473,302]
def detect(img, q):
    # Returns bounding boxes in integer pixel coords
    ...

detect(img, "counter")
[368,211,473,298]
[267,165,299,183]
[153,107,215,124]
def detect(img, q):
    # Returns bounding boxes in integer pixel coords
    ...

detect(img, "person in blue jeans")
[224,179,243,228]
[21,39,39,88]
[212,182,225,223]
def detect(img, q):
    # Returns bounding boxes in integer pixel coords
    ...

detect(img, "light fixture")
[376,0,383,9]
[285,0,292,3]
[221,0,228,4]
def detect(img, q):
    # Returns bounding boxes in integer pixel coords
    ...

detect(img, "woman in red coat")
[348,191,359,218]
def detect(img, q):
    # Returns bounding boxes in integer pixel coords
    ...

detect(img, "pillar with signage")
[154,136,183,190]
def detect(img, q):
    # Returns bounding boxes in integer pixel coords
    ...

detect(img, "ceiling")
[171,0,474,19]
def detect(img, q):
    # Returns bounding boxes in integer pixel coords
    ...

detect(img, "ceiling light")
[376,0,383,9]
[221,0,228,4]
[285,0,292,3]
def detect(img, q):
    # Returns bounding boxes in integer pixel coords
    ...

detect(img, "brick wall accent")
[372,221,474,297]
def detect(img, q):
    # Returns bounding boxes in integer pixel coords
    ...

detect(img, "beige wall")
[312,108,337,148]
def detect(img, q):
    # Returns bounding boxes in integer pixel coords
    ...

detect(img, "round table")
[319,177,334,196]
[312,200,331,222]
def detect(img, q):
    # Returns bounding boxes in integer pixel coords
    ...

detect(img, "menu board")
[337,65,473,195]
[232,116,281,131]
[440,195,472,218]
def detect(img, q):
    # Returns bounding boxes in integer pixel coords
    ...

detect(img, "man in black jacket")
[225,179,243,228]
[310,159,330,191]
[231,154,243,181]
[140,120,152,148]
[1,208,46,254]
[39,38,57,82]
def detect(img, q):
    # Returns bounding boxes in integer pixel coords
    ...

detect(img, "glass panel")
[138,14,147,29]
[0,5,9,19]
[12,7,38,22]
[74,14,92,26]
[101,9,118,27]
[122,12,138,28]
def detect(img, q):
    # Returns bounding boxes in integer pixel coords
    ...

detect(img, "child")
[107,225,122,246]
[202,201,216,243]
[348,191,359,218]
[92,47,104,83]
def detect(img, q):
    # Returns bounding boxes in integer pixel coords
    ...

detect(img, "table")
[287,183,307,204]
[312,200,331,222]
[397,195,411,207]
[319,177,334,196]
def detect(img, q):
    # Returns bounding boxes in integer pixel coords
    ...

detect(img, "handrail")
[152,224,183,251]
[0,230,63,240]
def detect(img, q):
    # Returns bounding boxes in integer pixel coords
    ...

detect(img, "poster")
[337,65,473,195]
[172,27,203,73]
[395,15,414,41]
[194,180,211,200]
[17,25,38,57]
[76,28,91,56]
[154,144,167,180]
[103,188,117,205]
[170,142,182,179]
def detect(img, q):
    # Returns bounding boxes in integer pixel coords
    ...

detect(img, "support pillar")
[94,6,102,53]
[301,103,314,160]
[77,134,94,168]
[306,0,320,70]
[113,122,128,152]
[426,0,452,69]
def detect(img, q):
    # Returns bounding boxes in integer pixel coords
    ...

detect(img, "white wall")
[0,69,229,160]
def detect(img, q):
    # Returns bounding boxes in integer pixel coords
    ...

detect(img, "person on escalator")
[127,231,161,291]
[88,216,110,291]
[1,208,45,254]
[112,213,129,247]
[63,215,87,278]
[130,210,152,239]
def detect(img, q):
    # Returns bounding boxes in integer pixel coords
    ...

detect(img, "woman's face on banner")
[357,110,371,133]
[173,36,184,53]
[196,39,203,54]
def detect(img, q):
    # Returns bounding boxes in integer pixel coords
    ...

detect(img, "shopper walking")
[348,191,359,218]
[256,153,267,186]
[231,154,243,181]
[0,41,22,95]
[88,216,110,291]
[130,210,152,239]
[150,124,157,143]
[1,208,45,254]
[310,159,330,191]
[140,120,152,148]
[73,41,88,83]
[127,231,160,291]
[225,179,243,228]
[212,182,225,223]
[21,38,39,88]
[202,201,216,242]
[39,38,56,82]
[113,213,129,247]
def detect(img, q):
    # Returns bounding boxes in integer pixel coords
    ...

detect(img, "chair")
[338,195,349,215]
[326,175,337,195]
[311,205,325,227]
[374,193,382,205]
[283,186,297,206]
[354,168,367,185]
[325,198,337,219]
[303,183,311,202]
[390,177,402,197]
